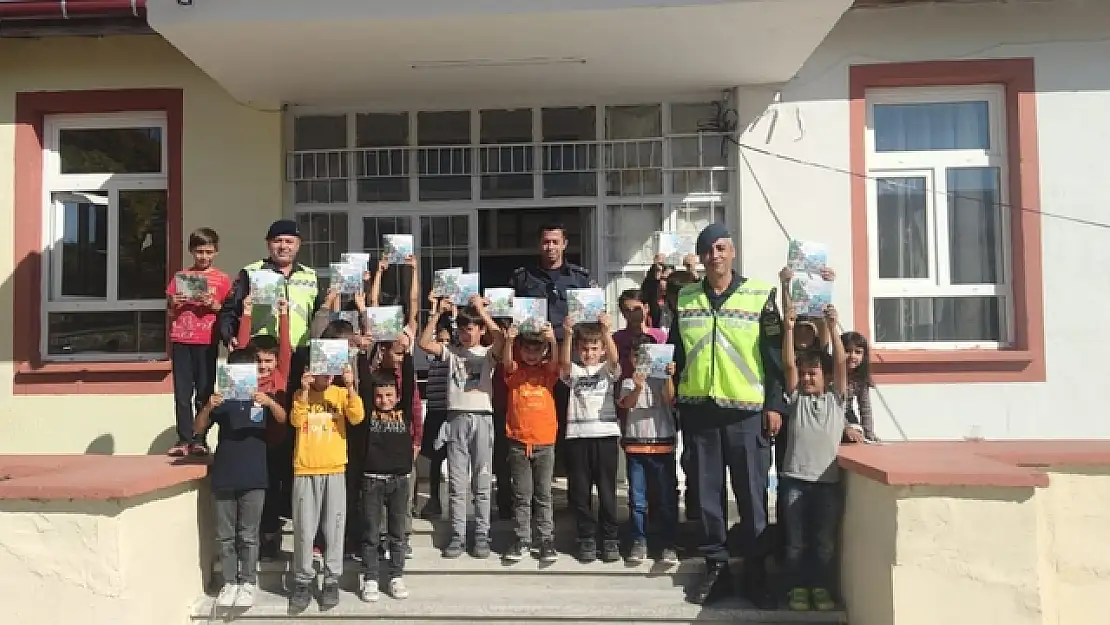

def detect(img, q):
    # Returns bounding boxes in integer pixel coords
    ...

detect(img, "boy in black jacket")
[358,370,417,603]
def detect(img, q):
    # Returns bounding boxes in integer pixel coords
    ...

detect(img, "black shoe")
[502,540,526,563]
[442,536,465,559]
[420,498,441,519]
[626,539,647,565]
[577,538,597,564]
[538,539,558,563]
[472,537,492,559]
[742,560,773,609]
[600,539,621,563]
[260,534,281,561]
[319,582,340,610]
[689,560,729,605]
[289,584,313,613]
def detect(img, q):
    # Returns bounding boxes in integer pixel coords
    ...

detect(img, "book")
[789,273,833,317]
[512,297,548,334]
[566,288,606,325]
[484,288,514,318]
[363,306,406,342]
[655,231,697,266]
[433,267,463,299]
[217,363,258,402]
[330,263,362,295]
[309,339,350,376]
[453,273,480,306]
[329,310,362,332]
[174,272,209,300]
[635,343,675,379]
[382,234,414,265]
[340,252,372,273]
[249,271,285,306]
[787,239,829,275]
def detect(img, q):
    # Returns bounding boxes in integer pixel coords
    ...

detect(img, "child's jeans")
[171,342,218,444]
[564,436,620,544]
[626,451,678,547]
[214,488,265,585]
[507,440,555,545]
[780,476,840,591]
[361,473,410,582]
[292,473,346,587]
[444,412,495,542]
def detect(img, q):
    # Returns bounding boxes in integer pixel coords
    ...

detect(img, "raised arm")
[219,268,250,348]
[502,326,519,376]
[369,255,387,307]
[542,322,559,375]
[470,294,504,357]
[418,297,452,358]
[235,293,255,352]
[661,361,677,405]
[405,254,420,332]
[778,266,793,319]
[826,305,847,397]
[194,393,222,436]
[560,316,575,378]
[276,298,292,387]
[599,313,621,377]
[783,307,798,395]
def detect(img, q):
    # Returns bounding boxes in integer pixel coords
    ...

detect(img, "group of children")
[167,227,878,614]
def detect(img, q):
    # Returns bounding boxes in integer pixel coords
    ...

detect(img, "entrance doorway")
[478,206,593,287]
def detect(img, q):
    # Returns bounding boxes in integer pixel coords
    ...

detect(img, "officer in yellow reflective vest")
[669,224,787,607]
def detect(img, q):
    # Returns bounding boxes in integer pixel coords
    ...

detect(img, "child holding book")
[194,348,287,610]
[841,331,876,442]
[167,227,232,457]
[420,318,453,519]
[500,322,561,564]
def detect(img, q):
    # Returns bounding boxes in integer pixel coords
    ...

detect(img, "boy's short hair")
[574,323,605,344]
[618,289,642,309]
[369,372,397,391]
[516,332,546,350]
[456,306,484,329]
[188,227,219,251]
[321,320,356,339]
[250,334,278,356]
[227,348,256,365]
[795,348,833,378]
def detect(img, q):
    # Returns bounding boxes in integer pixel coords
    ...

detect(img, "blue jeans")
[780,477,840,591]
[626,452,678,547]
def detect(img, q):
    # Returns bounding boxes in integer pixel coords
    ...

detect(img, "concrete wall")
[0,35,282,453]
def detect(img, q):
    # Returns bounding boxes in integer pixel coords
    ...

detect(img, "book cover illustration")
[330,310,361,332]
[217,363,258,402]
[363,306,405,342]
[635,343,676,379]
[249,271,285,306]
[786,239,829,275]
[330,263,363,295]
[341,252,372,273]
[382,234,414,265]
[453,273,480,306]
[433,267,463,299]
[655,231,697,266]
[566,288,606,325]
[484,288,514,318]
[512,297,548,335]
[309,339,350,376]
[789,273,833,317]
[174,272,209,300]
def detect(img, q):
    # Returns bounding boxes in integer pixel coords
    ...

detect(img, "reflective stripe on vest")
[245,261,317,347]
[675,280,771,411]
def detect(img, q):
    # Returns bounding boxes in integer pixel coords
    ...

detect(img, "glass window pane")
[947,167,1002,285]
[876,177,929,279]
[606,204,663,265]
[417,111,471,201]
[59,127,162,174]
[296,211,348,274]
[874,296,1001,343]
[294,116,349,204]
[606,105,662,139]
[294,115,347,150]
[873,101,990,152]
[670,103,718,134]
[673,201,725,235]
[117,189,167,300]
[356,112,409,202]
[480,109,533,200]
[542,106,596,198]
[47,310,166,356]
[55,192,108,298]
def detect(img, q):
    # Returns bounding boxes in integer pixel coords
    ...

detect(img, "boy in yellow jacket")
[289,364,365,613]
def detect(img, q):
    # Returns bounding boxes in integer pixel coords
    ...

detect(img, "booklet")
[566,288,606,326]
[330,263,362,295]
[787,239,829,275]
[512,297,548,335]
[309,339,350,376]
[364,306,406,342]
[174,272,209,300]
[433,267,463,299]
[382,234,414,265]
[340,252,372,273]
[453,273,480,306]
[789,273,833,317]
[249,271,285,306]
[330,310,362,332]
[217,363,258,402]
[635,343,675,379]
[484,288,514,318]
[655,231,697,266]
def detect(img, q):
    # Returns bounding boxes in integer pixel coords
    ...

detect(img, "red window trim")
[12,89,183,395]
[849,59,1046,384]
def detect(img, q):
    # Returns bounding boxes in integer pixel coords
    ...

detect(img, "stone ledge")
[0,454,209,500]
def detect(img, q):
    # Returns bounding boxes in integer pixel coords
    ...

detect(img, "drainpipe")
[0,0,145,20]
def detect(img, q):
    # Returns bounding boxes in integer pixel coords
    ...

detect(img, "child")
[490,316,514,522]
[288,361,365,613]
[417,295,504,560]
[420,318,453,519]
[780,304,854,612]
[778,266,836,351]
[841,331,876,442]
[612,289,667,381]
[194,348,287,610]
[358,373,418,603]
[618,342,679,566]
[663,271,699,521]
[500,322,560,564]
[560,313,622,563]
[166,227,232,456]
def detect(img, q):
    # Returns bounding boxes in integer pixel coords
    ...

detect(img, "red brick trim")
[849,59,1046,384]
[12,89,183,395]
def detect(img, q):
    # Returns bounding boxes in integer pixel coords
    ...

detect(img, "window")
[296,211,349,290]
[417,111,471,201]
[292,115,348,204]
[43,114,169,361]
[605,105,663,196]
[356,112,409,202]
[480,109,533,199]
[866,87,1010,347]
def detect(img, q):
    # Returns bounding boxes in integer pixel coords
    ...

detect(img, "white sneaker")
[216,583,239,608]
[389,577,409,600]
[236,582,255,608]
[360,578,380,603]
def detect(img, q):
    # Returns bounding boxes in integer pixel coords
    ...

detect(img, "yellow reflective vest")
[675,279,773,411]
[244,261,318,348]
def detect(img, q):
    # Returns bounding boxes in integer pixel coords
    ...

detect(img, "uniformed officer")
[669,223,787,607]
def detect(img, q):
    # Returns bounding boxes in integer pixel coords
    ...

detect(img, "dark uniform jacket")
[509,262,593,342]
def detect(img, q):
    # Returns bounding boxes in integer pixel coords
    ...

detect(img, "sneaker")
[313,545,323,559]
[260,534,281,561]
[236,582,255,608]
[626,539,647,565]
[442,536,465,559]
[472,537,492,559]
[319,582,340,610]
[538,539,558,564]
[167,442,189,458]
[811,587,835,611]
[502,540,526,563]
[660,547,680,566]
[689,560,728,605]
[601,539,621,563]
[420,498,442,519]
[188,442,209,456]
[359,577,380,603]
[577,538,597,564]
[289,584,313,613]
[389,577,409,600]
[788,587,811,611]
[215,583,239,608]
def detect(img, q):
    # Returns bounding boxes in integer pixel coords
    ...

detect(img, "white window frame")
[42,113,169,362]
[865,86,1013,350]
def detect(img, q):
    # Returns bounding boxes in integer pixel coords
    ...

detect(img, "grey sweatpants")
[444,412,495,542]
[293,473,346,586]
[214,488,265,585]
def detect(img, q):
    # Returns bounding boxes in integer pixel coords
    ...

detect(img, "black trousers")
[171,342,219,444]
[361,474,410,581]
[564,436,620,544]
[260,346,309,536]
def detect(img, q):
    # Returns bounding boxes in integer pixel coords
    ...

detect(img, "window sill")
[871,349,1044,384]
[13,359,173,395]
